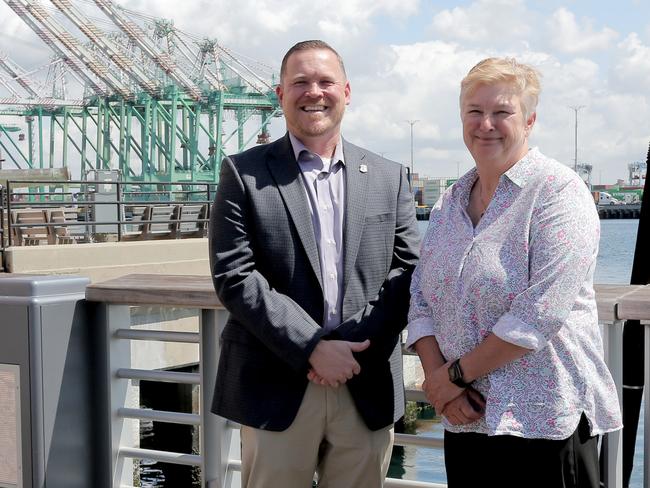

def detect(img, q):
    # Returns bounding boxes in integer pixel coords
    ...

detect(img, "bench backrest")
[10,209,51,245]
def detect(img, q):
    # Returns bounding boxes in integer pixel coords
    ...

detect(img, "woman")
[407,58,622,487]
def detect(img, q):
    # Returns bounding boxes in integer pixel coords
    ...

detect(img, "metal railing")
[2,179,216,248]
[0,184,5,270]
[86,276,650,488]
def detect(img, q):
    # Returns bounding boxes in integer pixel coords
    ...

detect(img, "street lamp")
[569,105,585,173]
[406,120,419,176]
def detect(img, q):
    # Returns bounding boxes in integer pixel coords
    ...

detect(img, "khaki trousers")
[241,382,393,488]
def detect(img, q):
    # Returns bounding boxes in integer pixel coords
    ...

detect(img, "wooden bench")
[121,205,150,241]
[142,205,177,240]
[10,209,52,246]
[174,203,208,239]
[122,205,177,241]
[48,207,84,244]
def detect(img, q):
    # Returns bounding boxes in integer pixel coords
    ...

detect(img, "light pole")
[406,120,419,177]
[569,105,585,173]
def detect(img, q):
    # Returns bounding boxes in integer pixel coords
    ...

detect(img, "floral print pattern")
[407,148,622,439]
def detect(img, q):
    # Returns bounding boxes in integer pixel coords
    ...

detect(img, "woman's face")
[461,82,536,171]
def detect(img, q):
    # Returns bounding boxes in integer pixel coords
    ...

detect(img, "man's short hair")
[279,40,347,82]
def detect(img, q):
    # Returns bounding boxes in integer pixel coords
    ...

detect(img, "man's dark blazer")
[209,133,420,431]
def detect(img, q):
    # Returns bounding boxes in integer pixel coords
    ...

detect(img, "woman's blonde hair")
[460,57,542,119]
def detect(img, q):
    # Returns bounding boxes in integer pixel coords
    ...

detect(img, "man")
[209,40,419,488]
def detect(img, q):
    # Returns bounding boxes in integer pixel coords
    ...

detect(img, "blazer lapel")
[342,140,369,294]
[267,134,323,290]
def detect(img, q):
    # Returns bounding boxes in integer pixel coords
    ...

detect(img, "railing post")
[97,303,135,488]
[0,184,4,257]
[206,184,212,222]
[7,180,12,247]
[643,323,650,488]
[116,181,123,241]
[200,308,236,488]
[603,319,624,488]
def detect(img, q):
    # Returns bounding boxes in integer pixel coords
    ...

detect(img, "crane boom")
[0,50,41,97]
[0,96,84,107]
[4,0,109,97]
[94,0,203,100]
[16,0,133,98]
[50,0,160,97]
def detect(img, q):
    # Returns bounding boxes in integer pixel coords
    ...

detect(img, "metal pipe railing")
[0,184,5,268]
[118,407,200,426]
[116,368,200,384]
[115,329,200,343]
[119,447,202,466]
[643,323,650,488]
[3,179,215,245]
[385,480,447,488]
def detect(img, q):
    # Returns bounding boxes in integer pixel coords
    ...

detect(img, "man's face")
[276,48,351,144]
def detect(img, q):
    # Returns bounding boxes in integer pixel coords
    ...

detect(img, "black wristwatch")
[448,358,472,388]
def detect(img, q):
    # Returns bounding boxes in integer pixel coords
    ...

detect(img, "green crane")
[0,0,281,184]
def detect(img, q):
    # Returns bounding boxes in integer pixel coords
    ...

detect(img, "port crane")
[0,0,281,183]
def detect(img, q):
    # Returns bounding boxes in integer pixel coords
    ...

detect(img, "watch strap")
[448,358,472,388]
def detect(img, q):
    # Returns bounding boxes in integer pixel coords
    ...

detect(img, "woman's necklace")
[477,180,490,218]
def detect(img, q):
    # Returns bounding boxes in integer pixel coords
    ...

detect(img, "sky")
[2,0,650,183]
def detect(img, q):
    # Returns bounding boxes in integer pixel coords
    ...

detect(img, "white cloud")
[546,8,618,54]
[342,41,496,175]
[611,33,650,94]
[431,0,531,45]
[119,0,419,48]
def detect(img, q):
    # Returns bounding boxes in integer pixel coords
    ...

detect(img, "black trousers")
[444,414,599,488]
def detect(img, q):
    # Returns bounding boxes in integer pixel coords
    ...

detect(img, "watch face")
[448,360,468,387]
[448,363,460,382]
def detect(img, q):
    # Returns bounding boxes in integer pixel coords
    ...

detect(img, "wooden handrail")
[86,274,650,322]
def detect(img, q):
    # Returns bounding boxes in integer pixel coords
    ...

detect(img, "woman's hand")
[422,361,466,413]
[441,388,486,425]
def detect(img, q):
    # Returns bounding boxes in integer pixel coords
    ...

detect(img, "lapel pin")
[359,164,368,173]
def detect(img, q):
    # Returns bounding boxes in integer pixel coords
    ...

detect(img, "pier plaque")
[0,365,21,488]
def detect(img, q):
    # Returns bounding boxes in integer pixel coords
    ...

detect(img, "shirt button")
[329,273,336,279]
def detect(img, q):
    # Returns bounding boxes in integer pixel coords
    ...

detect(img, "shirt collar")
[455,147,540,203]
[502,147,540,188]
[289,132,346,169]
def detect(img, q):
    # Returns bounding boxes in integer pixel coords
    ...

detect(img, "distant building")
[421,177,457,207]
[409,172,425,205]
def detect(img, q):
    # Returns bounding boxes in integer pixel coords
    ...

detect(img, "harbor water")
[395,219,643,486]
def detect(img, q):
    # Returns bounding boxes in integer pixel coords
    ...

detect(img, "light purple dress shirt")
[407,148,622,439]
[289,133,346,332]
